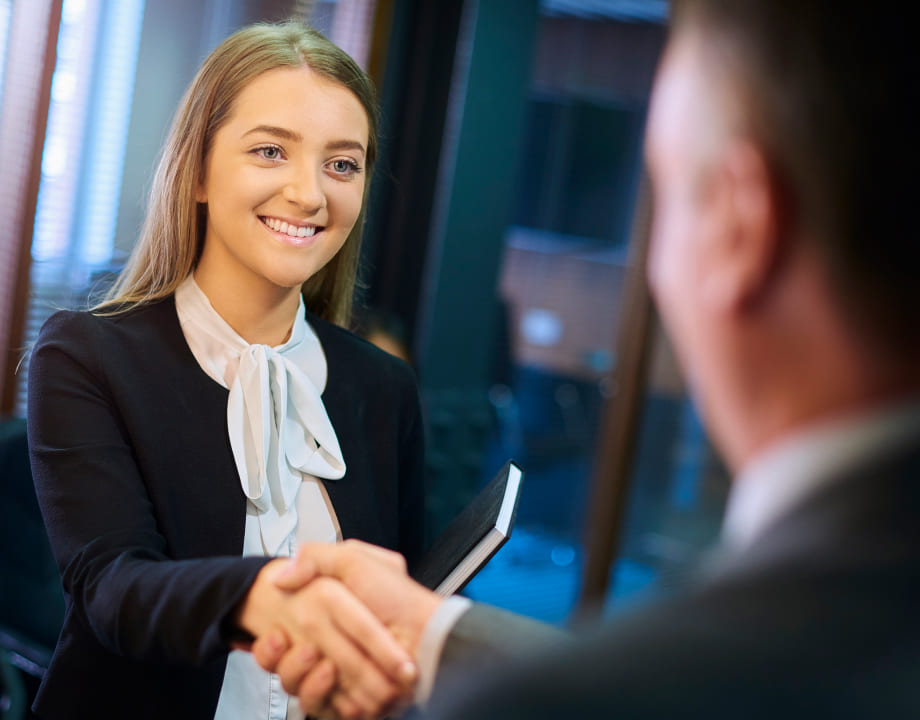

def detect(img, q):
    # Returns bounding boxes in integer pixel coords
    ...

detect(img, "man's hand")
[253,541,443,718]
[277,540,441,652]
[237,557,419,718]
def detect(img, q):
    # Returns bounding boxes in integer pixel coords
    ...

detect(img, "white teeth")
[263,217,318,238]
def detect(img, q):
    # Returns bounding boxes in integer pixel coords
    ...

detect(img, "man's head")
[646,1,920,467]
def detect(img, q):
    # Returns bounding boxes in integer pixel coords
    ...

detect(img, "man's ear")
[700,139,783,312]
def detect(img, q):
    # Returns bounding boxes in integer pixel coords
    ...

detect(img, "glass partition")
[420,0,670,624]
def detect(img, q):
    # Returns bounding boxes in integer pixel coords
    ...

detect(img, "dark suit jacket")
[27,297,425,719]
[430,439,920,718]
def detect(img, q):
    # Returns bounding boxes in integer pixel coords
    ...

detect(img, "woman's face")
[196,66,369,297]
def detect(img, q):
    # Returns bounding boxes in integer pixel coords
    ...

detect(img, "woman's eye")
[330,159,360,176]
[255,146,282,161]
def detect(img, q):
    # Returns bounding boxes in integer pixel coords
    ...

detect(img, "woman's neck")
[192,270,301,346]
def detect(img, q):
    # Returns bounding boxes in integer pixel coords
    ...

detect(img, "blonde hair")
[98,21,378,327]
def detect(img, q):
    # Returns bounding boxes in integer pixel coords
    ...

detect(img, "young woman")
[27,21,424,719]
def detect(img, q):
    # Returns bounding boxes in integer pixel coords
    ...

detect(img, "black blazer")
[27,297,425,719]
[430,438,920,718]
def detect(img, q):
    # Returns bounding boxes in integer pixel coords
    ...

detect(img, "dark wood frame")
[578,174,657,611]
[359,0,466,343]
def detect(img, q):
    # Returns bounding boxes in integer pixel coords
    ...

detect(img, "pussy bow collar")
[175,276,345,554]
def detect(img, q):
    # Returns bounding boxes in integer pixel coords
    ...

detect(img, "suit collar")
[722,400,920,554]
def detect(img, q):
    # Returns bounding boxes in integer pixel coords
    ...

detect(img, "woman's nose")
[282,167,326,213]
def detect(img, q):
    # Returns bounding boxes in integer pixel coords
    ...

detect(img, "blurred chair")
[0,418,63,720]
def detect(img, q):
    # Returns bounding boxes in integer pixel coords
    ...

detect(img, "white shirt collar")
[722,400,920,553]
[175,275,346,555]
[174,274,326,391]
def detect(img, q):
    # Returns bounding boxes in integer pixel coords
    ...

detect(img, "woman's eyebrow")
[326,139,366,157]
[242,125,302,142]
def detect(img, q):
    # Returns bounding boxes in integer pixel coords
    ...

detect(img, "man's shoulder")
[436,526,920,720]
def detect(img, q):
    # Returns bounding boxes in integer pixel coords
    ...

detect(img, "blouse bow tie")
[174,277,347,556]
[227,343,346,555]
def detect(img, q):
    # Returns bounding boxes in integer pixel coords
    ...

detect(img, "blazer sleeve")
[27,310,271,666]
[430,602,571,701]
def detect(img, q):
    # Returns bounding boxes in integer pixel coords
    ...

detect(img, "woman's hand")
[252,541,443,718]
[236,558,418,718]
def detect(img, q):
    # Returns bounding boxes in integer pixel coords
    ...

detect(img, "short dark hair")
[671,0,919,350]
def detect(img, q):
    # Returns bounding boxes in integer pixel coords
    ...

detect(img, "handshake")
[235,540,445,719]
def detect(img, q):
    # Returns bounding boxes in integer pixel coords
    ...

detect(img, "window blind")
[12,0,144,417]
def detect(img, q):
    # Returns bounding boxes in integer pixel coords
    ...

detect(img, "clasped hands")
[236,540,442,719]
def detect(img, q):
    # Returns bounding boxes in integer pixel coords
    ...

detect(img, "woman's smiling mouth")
[260,215,322,237]
[260,215,324,246]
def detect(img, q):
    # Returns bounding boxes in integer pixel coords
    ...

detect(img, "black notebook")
[411,461,523,596]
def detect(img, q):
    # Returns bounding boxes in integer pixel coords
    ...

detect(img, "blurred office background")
[0,0,729,713]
